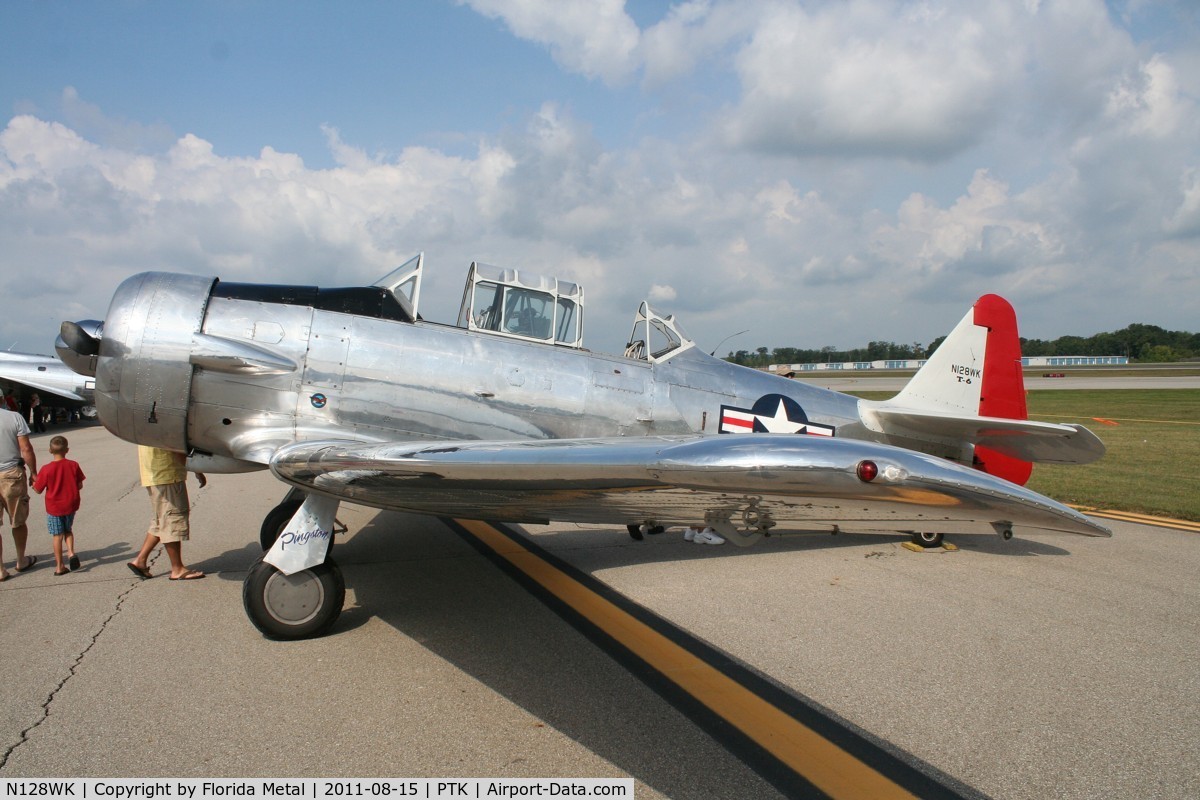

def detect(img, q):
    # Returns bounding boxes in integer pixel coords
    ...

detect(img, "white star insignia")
[757,399,809,433]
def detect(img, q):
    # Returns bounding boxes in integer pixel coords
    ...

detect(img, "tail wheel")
[911,531,944,549]
[260,497,304,551]
[243,557,345,640]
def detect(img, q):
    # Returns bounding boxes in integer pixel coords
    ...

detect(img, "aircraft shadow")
[950,535,1072,557]
[194,516,1074,585]
[191,541,271,581]
[197,508,1054,796]
[318,511,996,798]
[332,512,793,798]
[509,522,1074,568]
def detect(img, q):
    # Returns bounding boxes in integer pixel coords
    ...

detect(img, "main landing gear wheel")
[260,497,304,551]
[243,558,345,640]
[911,531,945,549]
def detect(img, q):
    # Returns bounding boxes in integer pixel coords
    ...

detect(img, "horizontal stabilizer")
[864,406,1107,465]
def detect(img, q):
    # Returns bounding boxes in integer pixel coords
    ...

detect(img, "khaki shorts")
[146,482,190,543]
[0,465,30,529]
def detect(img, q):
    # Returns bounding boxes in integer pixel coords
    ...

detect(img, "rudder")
[892,294,1032,485]
[971,295,1032,485]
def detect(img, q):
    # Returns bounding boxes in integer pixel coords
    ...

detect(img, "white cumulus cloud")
[461,0,641,85]
[3,2,1199,355]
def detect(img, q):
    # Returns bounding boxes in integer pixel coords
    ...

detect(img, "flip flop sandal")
[169,570,206,581]
[126,562,152,580]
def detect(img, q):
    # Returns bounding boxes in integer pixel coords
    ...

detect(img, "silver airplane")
[0,348,97,417]
[56,254,1108,639]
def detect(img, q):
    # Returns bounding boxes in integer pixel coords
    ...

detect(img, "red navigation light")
[856,460,879,482]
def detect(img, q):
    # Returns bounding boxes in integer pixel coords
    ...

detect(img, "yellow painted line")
[458,518,921,800]
[1071,507,1200,532]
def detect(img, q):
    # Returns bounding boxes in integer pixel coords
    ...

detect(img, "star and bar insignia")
[719,394,836,436]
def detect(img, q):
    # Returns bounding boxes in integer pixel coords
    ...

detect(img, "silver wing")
[0,352,94,403]
[269,434,1110,539]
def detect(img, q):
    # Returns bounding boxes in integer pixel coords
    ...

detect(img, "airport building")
[769,355,1129,373]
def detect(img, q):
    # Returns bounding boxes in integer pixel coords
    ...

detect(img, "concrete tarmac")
[2,424,1197,799]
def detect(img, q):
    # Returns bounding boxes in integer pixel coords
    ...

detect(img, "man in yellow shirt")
[127,446,207,580]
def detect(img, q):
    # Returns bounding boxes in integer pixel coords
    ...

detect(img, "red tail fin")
[971,295,1032,485]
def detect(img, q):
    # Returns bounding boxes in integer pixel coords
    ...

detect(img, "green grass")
[832,366,1200,379]
[1024,367,1200,378]
[1024,390,1200,521]
[849,389,1200,521]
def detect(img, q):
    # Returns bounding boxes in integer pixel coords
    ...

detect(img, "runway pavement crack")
[1,479,199,770]
[0,569,155,771]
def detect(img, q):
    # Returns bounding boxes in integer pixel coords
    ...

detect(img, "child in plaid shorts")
[32,435,86,576]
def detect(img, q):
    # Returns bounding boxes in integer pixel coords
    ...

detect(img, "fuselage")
[80,272,869,470]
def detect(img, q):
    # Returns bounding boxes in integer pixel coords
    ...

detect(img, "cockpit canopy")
[372,253,424,317]
[375,253,585,347]
[373,253,692,361]
[456,262,584,348]
[623,302,693,363]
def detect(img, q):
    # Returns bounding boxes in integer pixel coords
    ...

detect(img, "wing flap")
[270,434,1110,538]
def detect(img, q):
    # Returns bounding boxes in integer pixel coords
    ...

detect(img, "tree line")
[724,323,1200,368]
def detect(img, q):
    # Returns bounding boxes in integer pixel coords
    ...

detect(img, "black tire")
[260,497,304,551]
[911,531,944,549]
[242,557,345,640]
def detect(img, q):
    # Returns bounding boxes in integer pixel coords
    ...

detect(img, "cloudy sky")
[2,1,1198,358]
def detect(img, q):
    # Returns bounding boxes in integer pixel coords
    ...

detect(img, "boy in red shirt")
[33,435,86,576]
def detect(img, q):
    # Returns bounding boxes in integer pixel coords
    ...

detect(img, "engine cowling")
[91,272,216,451]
